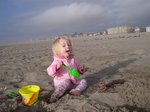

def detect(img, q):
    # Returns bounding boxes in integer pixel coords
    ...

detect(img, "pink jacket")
[47,55,83,85]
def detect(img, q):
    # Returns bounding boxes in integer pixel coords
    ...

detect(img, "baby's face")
[58,39,72,58]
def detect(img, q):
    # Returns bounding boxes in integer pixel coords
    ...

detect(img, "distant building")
[146,27,150,32]
[103,30,107,35]
[93,32,101,36]
[135,27,140,32]
[139,27,146,32]
[107,26,134,34]
[71,32,85,37]
[135,27,146,32]
[83,33,88,37]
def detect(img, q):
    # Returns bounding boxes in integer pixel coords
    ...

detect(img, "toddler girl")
[47,36,87,102]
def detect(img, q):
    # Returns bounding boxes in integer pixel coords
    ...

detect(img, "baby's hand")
[56,61,63,70]
[80,65,88,74]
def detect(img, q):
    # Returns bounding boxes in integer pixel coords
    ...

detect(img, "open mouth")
[66,50,71,53]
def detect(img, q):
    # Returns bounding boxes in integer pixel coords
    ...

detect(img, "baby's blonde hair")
[52,36,72,56]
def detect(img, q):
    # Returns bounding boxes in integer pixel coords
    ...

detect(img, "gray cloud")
[22,0,150,33]
[112,0,150,26]
[23,3,103,32]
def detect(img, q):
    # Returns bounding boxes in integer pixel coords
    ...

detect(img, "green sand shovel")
[63,64,80,78]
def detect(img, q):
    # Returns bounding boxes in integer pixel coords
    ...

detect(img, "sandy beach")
[0,32,150,112]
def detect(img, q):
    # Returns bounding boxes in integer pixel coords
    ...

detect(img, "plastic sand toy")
[7,92,18,98]
[63,64,80,78]
[19,85,40,106]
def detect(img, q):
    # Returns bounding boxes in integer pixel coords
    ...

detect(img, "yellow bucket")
[19,85,40,106]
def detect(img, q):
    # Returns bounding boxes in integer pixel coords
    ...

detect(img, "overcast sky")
[0,0,150,44]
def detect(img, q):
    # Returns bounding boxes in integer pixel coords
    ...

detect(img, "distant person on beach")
[47,36,87,102]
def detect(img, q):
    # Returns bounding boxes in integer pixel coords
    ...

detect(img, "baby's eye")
[62,44,66,47]
[68,44,71,46]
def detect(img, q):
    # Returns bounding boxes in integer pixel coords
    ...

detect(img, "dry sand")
[0,32,150,112]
